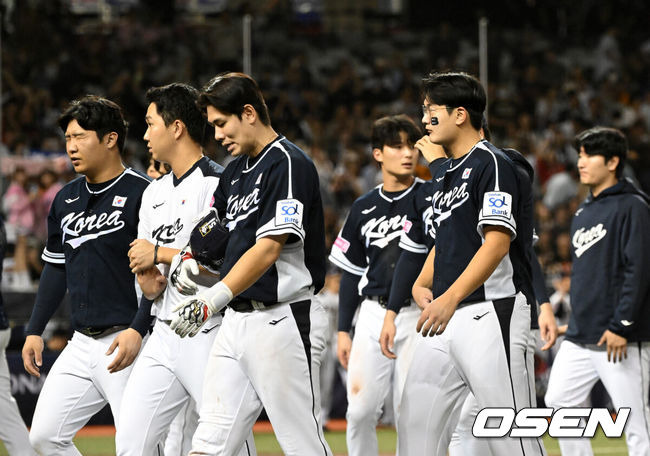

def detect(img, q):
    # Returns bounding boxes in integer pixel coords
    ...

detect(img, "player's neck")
[448,130,482,160]
[169,143,204,179]
[85,159,125,184]
[248,125,278,158]
[382,173,414,192]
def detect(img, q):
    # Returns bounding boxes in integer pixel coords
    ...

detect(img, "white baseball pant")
[346,299,420,456]
[448,329,545,456]
[398,293,545,456]
[0,328,35,455]
[545,339,650,456]
[163,398,199,456]
[190,299,332,456]
[116,318,256,456]
[317,292,339,425]
[29,330,142,455]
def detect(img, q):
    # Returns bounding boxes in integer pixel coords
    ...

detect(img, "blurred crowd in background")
[1,0,649,357]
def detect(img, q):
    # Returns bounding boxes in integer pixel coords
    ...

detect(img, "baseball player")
[545,127,650,456]
[399,72,544,455]
[381,126,556,454]
[21,96,153,455]
[115,83,255,456]
[169,72,332,456]
[329,114,424,456]
[1,217,35,455]
[445,144,555,456]
[381,117,556,454]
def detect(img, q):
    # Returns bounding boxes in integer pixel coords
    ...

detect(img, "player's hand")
[137,266,167,300]
[170,297,213,338]
[337,331,352,370]
[538,302,558,351]
[557,324,568,336]
[412,284,433,310]
[128,238,156,273]
[106,328,142,373]
[415,135,446,163]
[380,311,398,359]
[170,249,200,296]
[170,282,233,338]
[416,292,458,337]
[22,335,44,377]
[597,330,628,363]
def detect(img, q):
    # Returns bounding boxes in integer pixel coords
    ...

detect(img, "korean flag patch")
[275,198,304,228]
[482,191,512,218]
[112,195,127,207]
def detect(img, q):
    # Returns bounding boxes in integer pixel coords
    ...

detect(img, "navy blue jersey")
[330,179,425,297]
[399,179,436,254]
[213,135,326,302]
[500,148,535,309]
[430,140,528,304]
[566,180,650,343]
[41,169,150,330]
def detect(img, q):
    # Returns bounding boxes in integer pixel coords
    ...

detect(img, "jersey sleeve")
[328,207,367,276]
[137,184,153,241]
[41,194,65,265]
[201,176,220,210]
[255,155,310,242]
[609,197,650,337]
[475,154,519,239]
[212,172,228,219]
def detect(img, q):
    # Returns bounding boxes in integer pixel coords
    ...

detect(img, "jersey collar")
[172,156,206,187]
[243,135,283,173]
[377,178,421,202]
[85,169,127,195]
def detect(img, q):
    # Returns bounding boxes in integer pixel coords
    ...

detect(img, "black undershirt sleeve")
[130,296,154,337]
[428,158,447,176]
[387,250,427,314]
[25,263,67,336]
[337,271,363,332]
[530,245,550,305]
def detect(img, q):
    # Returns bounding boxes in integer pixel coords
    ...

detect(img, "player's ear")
[455,107,467,126]
[242,104,256,124]
[173,120,185,140]
[606,155,619,173]
[372,147,383,164]
[104,132,118,148]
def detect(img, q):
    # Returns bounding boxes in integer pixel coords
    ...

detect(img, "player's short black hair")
[146,83,207,147]
[371,114,422,150]
[422,71,486,130]
[575,126,627,178]
[58,95,128,154]
[198,72,271,126]
[480,116,492,141]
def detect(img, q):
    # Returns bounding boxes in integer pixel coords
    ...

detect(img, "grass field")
[0,426,629,455]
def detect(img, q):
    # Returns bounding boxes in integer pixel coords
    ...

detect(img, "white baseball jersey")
[138,156,221,319]
[118,157,257,456]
